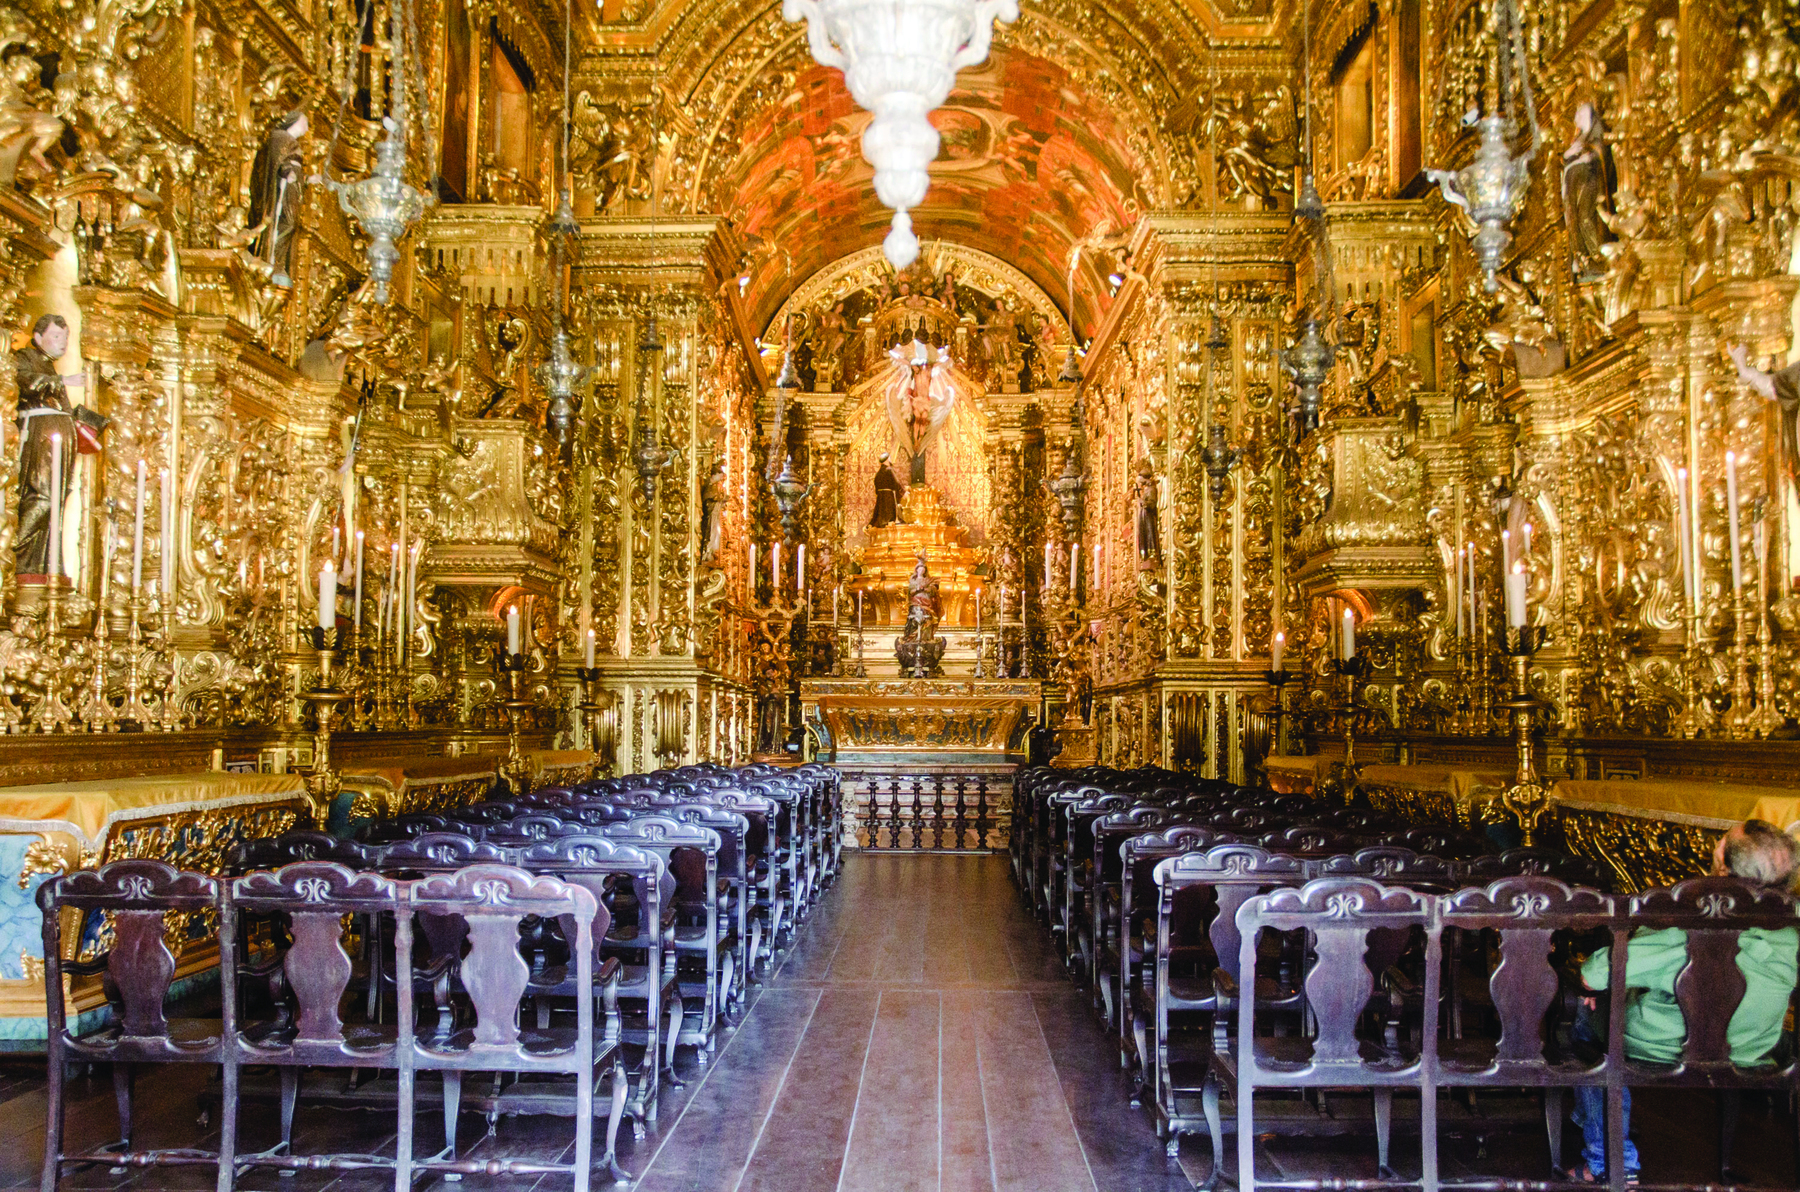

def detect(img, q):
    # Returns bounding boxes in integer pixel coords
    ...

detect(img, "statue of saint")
[871,451,903,527]
[14,314,84,577]
[903,554,940,643]
[699,457,727,562]
[1134,460,1161,565]
[248,109,308,287]
[1560,102,1616,283]
[1730,343,1800,582]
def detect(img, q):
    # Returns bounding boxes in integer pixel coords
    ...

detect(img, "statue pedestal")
[850,485,986,626]
[1050,708,1097,769]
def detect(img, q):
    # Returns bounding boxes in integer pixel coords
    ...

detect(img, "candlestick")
[47,433,61,581]
[318,562,336,630]
[1726,451,1743,596]
[352,530,365,632]
[1505,561,1528,629]
[159,467,174,607]
[131,459,146,596]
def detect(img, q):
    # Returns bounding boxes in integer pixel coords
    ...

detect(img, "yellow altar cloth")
[0,771,309,850]
[339,754,501,819]
[529,750,596,786]
[1550,779,1800,832]
[1265,755,1328,793]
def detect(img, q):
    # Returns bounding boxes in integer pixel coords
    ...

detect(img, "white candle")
[857,590,864,630]
[1677,466,1695,612]
[317,561,335,631]
[796,543,806,590]
[1272,630,1285,672]
[386,543,400,656]
[507,604,521,654]
[748,541,757,591]
[1341,606,1355,660]
[772,542,782,591]
[331,524,341,568]
[833,585,840,623]
[976,586,982,629]
[1726,450,1744,596]
[1500,528,1511,575]
[46,433,61,580]
[407,539,421,651]
[585,626,596,669]
[1093,543,1101,593]
[1071,539,1081,591]
[1523,521,1533,561]
[159,467,174,606]
[1044,542,1052,587]
[1466,537,1476,639]
[131,459,146,596]
[352,531,365,631]
[1505,561,1529,629]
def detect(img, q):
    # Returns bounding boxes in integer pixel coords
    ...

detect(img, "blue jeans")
[1571,1002,1638,1177]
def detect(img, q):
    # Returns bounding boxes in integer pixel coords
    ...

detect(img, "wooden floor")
[2,852,1795,1191]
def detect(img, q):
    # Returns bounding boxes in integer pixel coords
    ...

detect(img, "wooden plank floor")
[2,852,1796,1190]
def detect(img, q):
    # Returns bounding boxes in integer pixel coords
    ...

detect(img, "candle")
[131,459,146,596]
[1523,521,1533,562]
[507,604,521,655]
[1272,630,1285,672]
[159,467,174,605]
[1500,528,1511,575]
[1341,606,1355,660]
[331,524,341,568]
[1676,466,1695,612]
[407,539,421,653]
[317,561,335,631]
[352,530,365,631]
[1044,542,1053,587]
[772,542,782,591]
[1071,539,1081,594]
[1093,543,1101,594]
[1726,451,1744,596]
[46,433,61,580]
[1756,513,1770,608]
[386,543,400,656]
[833,585,840,623]
[796,543,806,590]
[1452,544,1463,638]
[1505,561,1529,629]
[585,627,596,669]
[748,541,757,591]
[1467,536,1476,641]
[857,590,864,631]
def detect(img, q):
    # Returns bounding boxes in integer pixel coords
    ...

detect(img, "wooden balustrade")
[841,768,1012,851]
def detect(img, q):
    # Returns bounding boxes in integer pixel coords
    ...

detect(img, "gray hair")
[1723,819,1800,889]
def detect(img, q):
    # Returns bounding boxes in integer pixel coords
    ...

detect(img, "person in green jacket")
[1571,819,1800,1184]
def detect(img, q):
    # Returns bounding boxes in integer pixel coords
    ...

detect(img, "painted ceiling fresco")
[717,46,1150,338]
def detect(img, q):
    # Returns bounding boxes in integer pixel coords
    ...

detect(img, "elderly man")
[1572,820,1800,1184]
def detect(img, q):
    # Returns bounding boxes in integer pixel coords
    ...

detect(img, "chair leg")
[111,1062,135,1154]
[664,990,686,1079]
[393,1063,414,1192]
[1719,1089,1741,1184]
[1544,1088,1565,1176]
[278,1067,300,1155]
[1373,1088,1394,1179]
[441,1071,463,1162]
[1201,1074,1224,1191]
[603,1054,631,1185]
[40,1047,63,1192]
[216,1056,238,1192]
[573,1062,592,1192]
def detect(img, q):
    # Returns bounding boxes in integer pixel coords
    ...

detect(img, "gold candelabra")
[1727,593,1756,740]
[120,595,155,727]
[498,650,533,796]
[1497,625,1552,846]
[32,583,74,733]
[300,625,350,830]
[1326,655,1367,804]
[81,597,115,733]
[157,607,181,731]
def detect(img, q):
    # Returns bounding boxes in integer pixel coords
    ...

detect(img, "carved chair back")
[230,830,377,874]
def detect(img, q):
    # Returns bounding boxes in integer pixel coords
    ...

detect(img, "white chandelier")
[782,0,1018,269]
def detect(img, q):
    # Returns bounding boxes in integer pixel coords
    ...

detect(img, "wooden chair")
[37,860,222,1190]
[1232,877,1441,1192]
[219,862,407,1183]
[399,864,631,1190]
[1115,825,1226,1090]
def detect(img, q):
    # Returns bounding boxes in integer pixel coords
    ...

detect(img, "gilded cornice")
[572,215,732,289]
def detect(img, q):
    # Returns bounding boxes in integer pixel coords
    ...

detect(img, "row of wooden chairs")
[38,760,843,1192]
[1011,765,1800,1192]
[40,858,630,1192]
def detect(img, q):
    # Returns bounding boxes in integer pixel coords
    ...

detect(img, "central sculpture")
[895,552,947,677]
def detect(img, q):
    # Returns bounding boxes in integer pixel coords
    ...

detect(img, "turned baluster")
[952,777,969,850]
[888,776,903,849]
[974,777,992,850]
[931,776,947,849]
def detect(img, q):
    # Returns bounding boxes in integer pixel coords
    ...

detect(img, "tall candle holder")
[156,606,181,732]
[1677,609,1714,739]
[1328,654,1368,803]
[1450,635,1475,734]
[1726,594,1756,740]
[1264,668,1291,760]
[1750,602,1784,738]
[81,600,116,732]
[32,584,74,733]
[1497,624,1552,846]
[574,664,616,775]
[120,595,155,727]
[498,649,533,796]
[300,624,350,829]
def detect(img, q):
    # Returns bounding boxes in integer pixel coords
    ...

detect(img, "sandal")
[1571,1163,1639,1186]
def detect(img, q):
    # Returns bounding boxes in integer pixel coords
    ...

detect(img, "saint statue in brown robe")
[871,452,903,527]
[14,313,83,578]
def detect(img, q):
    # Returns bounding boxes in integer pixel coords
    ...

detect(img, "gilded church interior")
[4,0,1800,1188]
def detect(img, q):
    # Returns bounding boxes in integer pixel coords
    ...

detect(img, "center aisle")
[621,852,1193,1192]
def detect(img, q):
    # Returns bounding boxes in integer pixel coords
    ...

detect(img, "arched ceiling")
[718,45,1148,338]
